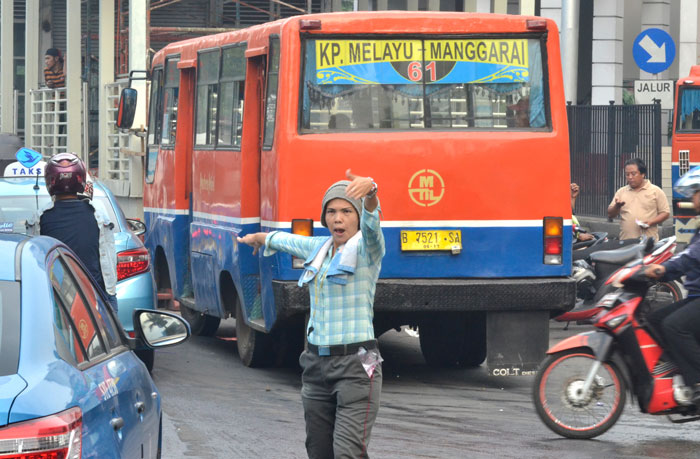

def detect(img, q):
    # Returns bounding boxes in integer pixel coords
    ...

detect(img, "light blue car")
[0,233,189,458]
[0,175,159,371]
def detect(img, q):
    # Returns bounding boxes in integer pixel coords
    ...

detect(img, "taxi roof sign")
[4,160,47,178]
[16,148,42,168]
[3,148,45,178]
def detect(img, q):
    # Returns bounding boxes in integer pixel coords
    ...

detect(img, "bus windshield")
[301,36,547,131]
[677,87,700,131]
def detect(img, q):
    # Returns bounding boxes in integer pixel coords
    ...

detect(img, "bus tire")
[154,249,174,310]
[236,302,274,367]
[419,312,486,368]
[180,304,221,337]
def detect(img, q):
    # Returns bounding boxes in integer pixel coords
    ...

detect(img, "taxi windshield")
[0,281,20,376]
[300,35,548,131]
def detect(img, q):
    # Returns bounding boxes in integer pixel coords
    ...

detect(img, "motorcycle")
[572,230,608,254]
[533,237,700,439]
[557,236,683,322]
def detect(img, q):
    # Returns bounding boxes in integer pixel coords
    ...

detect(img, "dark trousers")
[299,350,382,459]
[647,296,700,385]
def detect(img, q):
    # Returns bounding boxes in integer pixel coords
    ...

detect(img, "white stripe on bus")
[146,208,572,229]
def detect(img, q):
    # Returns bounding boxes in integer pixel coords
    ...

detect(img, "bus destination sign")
[315,39,529,85]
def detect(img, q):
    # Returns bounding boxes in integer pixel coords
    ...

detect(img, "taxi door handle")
[135,401,145,413]
[110,417,125,431]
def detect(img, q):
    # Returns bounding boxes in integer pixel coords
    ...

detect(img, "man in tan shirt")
[608,158,670,240]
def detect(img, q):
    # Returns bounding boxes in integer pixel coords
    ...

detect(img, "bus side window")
[195,49,221,147]
[218,45,246,148]
[262,36,280,149]
[161,57,181,146]
[145,67,163,184]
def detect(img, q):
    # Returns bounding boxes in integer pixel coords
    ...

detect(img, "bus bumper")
[272,277,576,317]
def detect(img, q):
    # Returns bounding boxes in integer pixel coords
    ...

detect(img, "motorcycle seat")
[589,244,644,265]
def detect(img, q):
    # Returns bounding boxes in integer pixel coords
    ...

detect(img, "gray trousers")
[299,350,382,459]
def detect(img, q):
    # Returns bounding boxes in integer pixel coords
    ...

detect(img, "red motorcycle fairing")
[632,326,679,413]
[547,330,613,360]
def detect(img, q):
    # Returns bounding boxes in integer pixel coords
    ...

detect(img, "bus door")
[145,56,194,302]
[236,45,270,330]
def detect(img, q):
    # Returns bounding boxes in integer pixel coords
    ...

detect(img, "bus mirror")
[117,88,138,129]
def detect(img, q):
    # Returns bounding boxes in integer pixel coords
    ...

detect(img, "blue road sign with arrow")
[633,28,675,74]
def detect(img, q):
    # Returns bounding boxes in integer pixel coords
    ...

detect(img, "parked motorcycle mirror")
[643,237,655,255]
[116,88,137,129]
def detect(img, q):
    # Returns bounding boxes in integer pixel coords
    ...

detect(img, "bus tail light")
[543,217,563,265]
[292,219,313,269]
[117,247,151,281]
[0,407,82,459]
[300,19,322,30]
[526,19,547,30]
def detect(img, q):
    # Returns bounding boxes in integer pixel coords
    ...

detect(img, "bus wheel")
[419,312,486,368]
[236,302,274,367]
[180,305,221,337]
[154,251,174,310]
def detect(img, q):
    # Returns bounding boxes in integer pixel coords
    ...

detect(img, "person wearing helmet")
[237,169,384,459]
[26,152,118,311]
[645,165,700,405]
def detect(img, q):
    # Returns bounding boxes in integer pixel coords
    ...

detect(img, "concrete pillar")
[66,0,81,155]
[561,0,580,104]
[493,0,507,13]
[128,0,147,197]
[539,0,561,31]
[639,0,671,79]
[520,0,535,15]
[678,0,700,78]
[592,0,624,104]
[25,0,39,147]
[99,0,114,181]
[475,0,490,12]
[1,0,14,133]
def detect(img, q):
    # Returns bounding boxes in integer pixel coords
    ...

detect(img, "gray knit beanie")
[321,180,362,228]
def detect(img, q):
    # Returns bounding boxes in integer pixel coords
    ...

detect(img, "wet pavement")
[153,319,700,458]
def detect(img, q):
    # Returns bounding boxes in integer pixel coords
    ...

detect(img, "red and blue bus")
[118,12,574,374]
[672,65,700,242]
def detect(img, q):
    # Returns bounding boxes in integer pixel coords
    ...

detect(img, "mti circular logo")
[408,169,444,207]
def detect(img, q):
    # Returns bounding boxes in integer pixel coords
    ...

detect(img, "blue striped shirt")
[264,206,385,346]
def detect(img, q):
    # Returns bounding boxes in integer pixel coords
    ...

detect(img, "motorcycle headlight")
[605,314,628,329]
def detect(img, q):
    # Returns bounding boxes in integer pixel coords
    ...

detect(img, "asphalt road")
[153,320,700,459]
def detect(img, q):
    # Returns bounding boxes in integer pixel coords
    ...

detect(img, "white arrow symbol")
[639,34,667,63]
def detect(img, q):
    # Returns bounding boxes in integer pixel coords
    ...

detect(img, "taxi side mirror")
[126,218,146,237]
[116,88,137,129]
[132,309,190,349]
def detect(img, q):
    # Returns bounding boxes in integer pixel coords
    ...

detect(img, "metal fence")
[569,102,661,217]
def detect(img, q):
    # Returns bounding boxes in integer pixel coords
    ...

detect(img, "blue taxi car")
[0,233,189,458]
[0,174,159,370]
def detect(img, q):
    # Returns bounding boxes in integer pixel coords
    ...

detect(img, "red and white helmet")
[45,152,86,196]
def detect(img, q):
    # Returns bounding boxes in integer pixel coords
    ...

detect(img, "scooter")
[557,236,683,322]
[533,237,700,439]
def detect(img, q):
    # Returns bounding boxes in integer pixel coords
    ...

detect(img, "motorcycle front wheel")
[533,349,626,439]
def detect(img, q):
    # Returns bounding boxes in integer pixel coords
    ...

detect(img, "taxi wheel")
[419,312,486,368]
[135,348,155,373]
[236,302,274,367]
[180,304,221,336]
